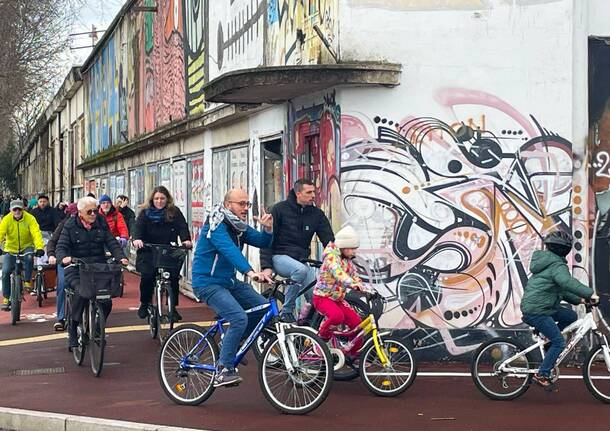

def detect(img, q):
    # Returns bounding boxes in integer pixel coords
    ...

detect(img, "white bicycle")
[471,300,610,403]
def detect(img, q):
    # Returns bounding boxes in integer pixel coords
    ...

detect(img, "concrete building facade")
[14,0,610,359]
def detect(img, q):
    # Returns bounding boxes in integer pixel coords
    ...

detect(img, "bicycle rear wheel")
[158,324,218,405]
[583,344,610,404]
[471,337,533,400]
[259,328,333,415]
[360,335,417,396]
[10,276,22,325]
[36,273,44,307]
[157,282,174,344]
[89,302,106,377]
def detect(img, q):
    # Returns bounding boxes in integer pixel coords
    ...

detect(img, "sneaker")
[137,303,149,319]
[533,373,557,391]
[54,320,66,332]
[213,367,243,387]
[280,313,296,324]
[1,297,10,311]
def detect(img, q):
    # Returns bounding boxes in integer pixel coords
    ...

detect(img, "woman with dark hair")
[132,186,192,321]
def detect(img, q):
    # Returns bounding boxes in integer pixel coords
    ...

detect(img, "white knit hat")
[334,225,360,249]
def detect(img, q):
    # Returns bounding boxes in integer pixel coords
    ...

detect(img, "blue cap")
[99,194,112,203]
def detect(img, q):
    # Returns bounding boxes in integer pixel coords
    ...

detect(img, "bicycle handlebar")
[143,242,190,250]
[2,250,35,257]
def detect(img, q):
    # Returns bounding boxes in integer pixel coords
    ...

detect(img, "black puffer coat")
[55,214,125,284]
[260,189,334,269]
[133,207,191,274]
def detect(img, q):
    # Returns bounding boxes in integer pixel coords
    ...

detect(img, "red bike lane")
[0,272,608,431]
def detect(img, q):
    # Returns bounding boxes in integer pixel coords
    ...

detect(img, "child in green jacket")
[521,230,597,389]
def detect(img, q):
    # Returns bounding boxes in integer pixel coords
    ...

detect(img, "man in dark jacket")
[30,195,60,236]
[260,179,334,322]
[56,196,127,349]
[115,195,136,236]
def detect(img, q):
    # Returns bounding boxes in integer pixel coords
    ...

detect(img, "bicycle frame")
[179,296,283,373]
[499,308,610,375]
[329,313,391,366]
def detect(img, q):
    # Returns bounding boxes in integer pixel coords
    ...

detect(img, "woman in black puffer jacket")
[55,196,127,349]
[132,186,192,322]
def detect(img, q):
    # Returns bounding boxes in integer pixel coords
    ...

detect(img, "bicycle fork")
[275,322,297,373]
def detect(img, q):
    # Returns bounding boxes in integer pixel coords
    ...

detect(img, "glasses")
[85,209,97,215]
[11,208,22,212]
[229,200,252,208]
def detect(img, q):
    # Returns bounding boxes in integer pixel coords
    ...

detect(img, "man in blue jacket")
[192,188,274,387]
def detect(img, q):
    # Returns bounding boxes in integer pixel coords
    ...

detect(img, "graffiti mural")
[340,88,576,358]
[208,0,265,80]
[87,32,128,155]
[266,0,338,66]
[184,0,208,114]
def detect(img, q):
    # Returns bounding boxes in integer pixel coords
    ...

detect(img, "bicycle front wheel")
[259,328,333,415]
[158,324,218,405]
[36,273,44,307]
[10,276,22,325]
[471,337,533,400]
[583,344,610,404]
[360,335,417,397]
[71,301,88,365]
[89,302,107,377]
[148,303,159,339]
[157,282,174,344]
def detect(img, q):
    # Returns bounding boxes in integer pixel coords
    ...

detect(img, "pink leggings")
[313,295,363,356]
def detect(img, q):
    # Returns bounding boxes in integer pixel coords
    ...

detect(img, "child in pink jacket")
[313,225,371,357]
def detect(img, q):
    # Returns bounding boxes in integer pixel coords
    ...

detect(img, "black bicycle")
[64,258,123,377]
[1,250,35,325]
[144,243,188,344]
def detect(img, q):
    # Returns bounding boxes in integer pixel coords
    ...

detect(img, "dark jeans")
[198,281,267,368]
[140,271,180,307]
[522,306,578,376]
[1,247,34,298]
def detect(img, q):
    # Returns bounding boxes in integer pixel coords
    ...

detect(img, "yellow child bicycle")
[320,292,418,396]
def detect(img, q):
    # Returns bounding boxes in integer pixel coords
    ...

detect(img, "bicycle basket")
[77,263,123,299]
[150,246,187,272]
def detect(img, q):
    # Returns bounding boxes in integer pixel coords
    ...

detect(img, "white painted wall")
[589,0,610,36]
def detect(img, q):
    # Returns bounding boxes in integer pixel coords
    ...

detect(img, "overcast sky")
[66,0,125,65]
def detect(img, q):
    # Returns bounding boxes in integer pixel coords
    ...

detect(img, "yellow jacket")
[0,212,45,253]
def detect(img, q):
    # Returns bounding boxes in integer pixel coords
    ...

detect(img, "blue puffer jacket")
[192,220,272,297]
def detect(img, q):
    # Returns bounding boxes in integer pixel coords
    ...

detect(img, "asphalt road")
[0,272,608,431]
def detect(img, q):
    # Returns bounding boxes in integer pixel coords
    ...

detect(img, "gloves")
[35,249,45,257]
[119,238,128,248]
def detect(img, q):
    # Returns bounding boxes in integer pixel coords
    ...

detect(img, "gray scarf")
[206,203,248,238]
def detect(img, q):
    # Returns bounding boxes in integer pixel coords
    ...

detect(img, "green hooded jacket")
[521,250,593,316]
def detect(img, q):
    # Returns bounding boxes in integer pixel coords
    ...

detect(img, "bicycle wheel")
[89,302,106,377]
[158,324,218,405]
[148,303,159,339]
[259,328,333,415]
[69,296,87,365]
[360,335,417,396]
[10,275,22,325]
[583,344,610,404]
[36,273,44,307]
[471,337,533,400]
[157,282,174,344]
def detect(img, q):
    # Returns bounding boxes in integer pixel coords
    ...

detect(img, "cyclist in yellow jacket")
[0,199,45,310]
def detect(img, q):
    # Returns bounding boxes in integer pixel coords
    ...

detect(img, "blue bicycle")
[157,279,334,414]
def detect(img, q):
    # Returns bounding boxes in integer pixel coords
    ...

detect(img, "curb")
[0,407,209,431]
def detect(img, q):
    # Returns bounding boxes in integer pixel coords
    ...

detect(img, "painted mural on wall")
[266,0,338,66]
[339,88,579,358]
[288,92,342,231]
[184,0,208,114]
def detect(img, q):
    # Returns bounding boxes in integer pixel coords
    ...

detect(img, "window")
[212,145,249,204]
[262,139,283,210]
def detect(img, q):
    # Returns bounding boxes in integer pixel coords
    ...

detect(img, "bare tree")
[0,0,82,152]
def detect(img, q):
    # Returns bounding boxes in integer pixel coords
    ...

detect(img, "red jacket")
[99,206,129,239]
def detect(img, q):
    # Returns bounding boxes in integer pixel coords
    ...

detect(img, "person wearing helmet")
[520,230,597,390]
[312,225,374,358]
